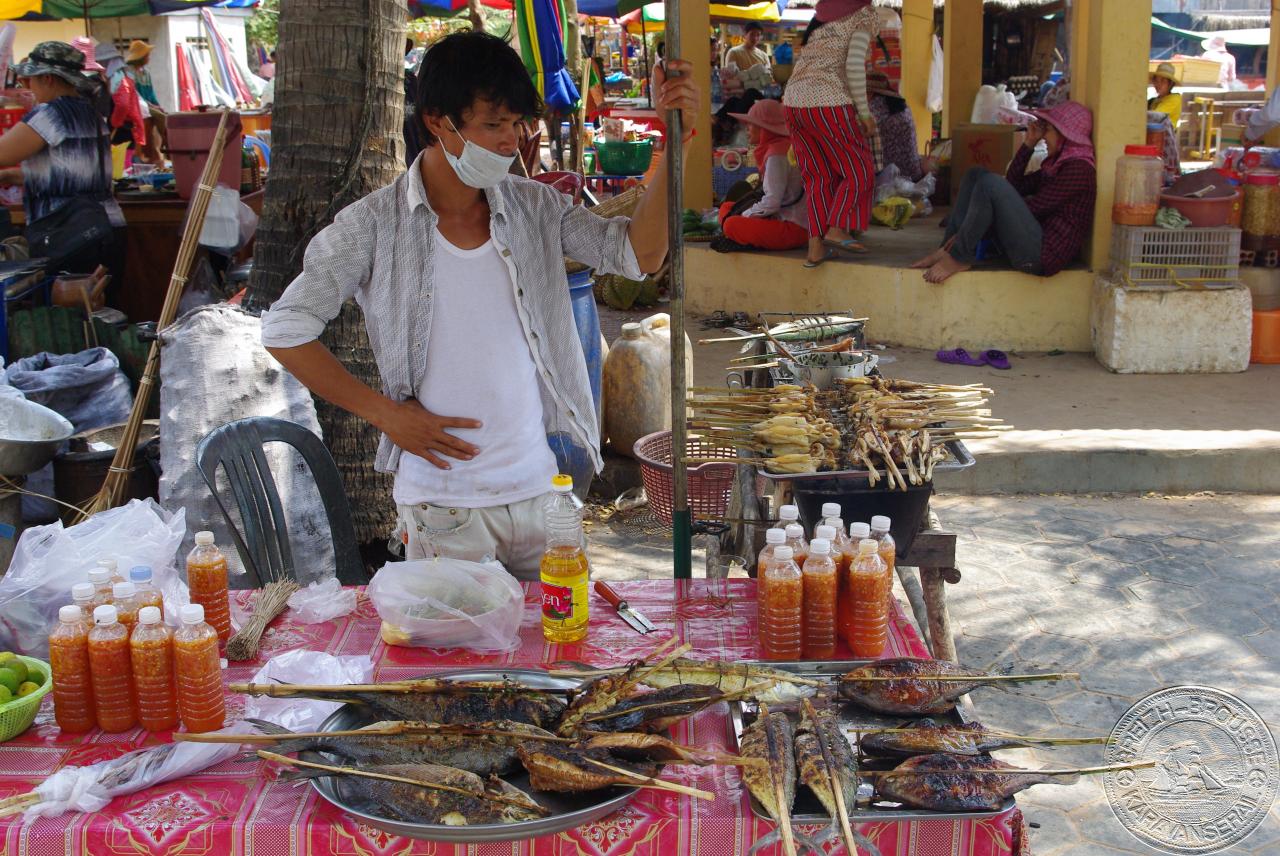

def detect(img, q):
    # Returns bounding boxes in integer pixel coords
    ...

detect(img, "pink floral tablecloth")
[0,581,1029,855]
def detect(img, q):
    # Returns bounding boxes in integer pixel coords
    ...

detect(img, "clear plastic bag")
[286,576,357,624]
[243,649,373,732]
[0,499,188,657]
[368,557,523,652]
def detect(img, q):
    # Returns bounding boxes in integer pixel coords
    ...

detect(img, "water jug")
[602,313,692,459]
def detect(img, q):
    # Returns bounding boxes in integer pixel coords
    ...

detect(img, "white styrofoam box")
[1091,277,1252,374]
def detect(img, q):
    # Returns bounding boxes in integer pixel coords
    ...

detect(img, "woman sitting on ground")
[867,70,927,182]
[717,99,807,251]
[911,101,1096,284]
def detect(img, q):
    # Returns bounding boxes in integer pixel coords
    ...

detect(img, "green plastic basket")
[594,140,653,175]
[0,655,52,742]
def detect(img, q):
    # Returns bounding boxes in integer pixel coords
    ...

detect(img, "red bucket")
[634,430,737,527]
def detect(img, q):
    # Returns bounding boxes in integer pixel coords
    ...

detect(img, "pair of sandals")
[936,348,1012,370]
[804,237,869,269]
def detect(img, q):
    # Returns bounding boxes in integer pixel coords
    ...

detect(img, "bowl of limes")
[0,652,51,741]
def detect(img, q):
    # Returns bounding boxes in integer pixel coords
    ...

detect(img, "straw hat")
[1150,62,1180,86]
[727,98,788,137]
[69,36,103,73]
[125,40,152,63]
[1201,35,1228,53]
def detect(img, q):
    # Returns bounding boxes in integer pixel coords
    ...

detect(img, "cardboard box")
[950,123,1025,199]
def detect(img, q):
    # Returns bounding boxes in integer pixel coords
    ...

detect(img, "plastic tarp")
[0,0,252,20]
[1148,18,1270,48]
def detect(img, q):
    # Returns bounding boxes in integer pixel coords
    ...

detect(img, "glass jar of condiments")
[1242,171,1280,252]
[1112,145,1163,226]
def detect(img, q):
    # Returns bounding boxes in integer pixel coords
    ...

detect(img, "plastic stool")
[1252,309,1280,364]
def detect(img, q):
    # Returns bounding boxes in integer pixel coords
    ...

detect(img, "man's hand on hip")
[377,399,482,470]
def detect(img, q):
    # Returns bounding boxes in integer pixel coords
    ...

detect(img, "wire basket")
[0,655,51,742]
[634,430,737,527]
[1110,224,1241,287]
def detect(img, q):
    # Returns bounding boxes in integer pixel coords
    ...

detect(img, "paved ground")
[586,491,1280,855]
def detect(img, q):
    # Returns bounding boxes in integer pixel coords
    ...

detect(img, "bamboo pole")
[76,109,232,522]
[665,0,690,580]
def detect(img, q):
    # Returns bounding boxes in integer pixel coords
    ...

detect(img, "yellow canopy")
[623,2,780,33]
[0,0,45,18]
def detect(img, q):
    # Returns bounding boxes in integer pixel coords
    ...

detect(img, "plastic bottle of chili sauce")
[174,604,226,733]
[131,606,178,732]
[49,605,95,733]
[87,605,137,732]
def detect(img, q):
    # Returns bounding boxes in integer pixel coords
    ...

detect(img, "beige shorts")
[398,493,549,582]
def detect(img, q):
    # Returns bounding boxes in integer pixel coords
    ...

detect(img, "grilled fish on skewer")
[556,639,689,735]
[549,657,819,704]
[582,732,753,766]
[267,755,546,825]
[739,708,813,856]
[795,701,880,856]
[233,681,567,728]
[859,718,1106,758]
[838,659,1074,716]
[243,718,555,776]
[517,742,658,793]
[582,683,766,733]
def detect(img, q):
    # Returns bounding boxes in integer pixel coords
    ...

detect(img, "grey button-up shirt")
[260,154,645,476]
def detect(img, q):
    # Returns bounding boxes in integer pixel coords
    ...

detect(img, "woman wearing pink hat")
[717,99,807,251]
[911,101,1097,284]
[782,0,878,267]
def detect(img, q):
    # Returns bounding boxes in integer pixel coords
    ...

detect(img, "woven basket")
[634,430,737,526]
[0,655,51,742]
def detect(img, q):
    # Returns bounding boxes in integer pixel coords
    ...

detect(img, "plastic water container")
[603,314,692,459]
[168,110,243,200]
[545,269,604,499]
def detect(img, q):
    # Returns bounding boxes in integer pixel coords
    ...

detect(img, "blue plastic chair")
[244,135,271,169]
[196,416,366,586]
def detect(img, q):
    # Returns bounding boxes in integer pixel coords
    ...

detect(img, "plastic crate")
[634,430,737,527]
[713,160,758,202]
[1110,224,1241,287]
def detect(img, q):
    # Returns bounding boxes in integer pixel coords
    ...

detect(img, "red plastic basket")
[634,430,738,527]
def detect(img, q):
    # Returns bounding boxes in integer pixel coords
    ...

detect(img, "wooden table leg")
[894,563,931,651]
[920,566,958,662]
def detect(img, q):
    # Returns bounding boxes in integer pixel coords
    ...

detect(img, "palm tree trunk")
[467,0,485,31]
[245,0,406,544]
[563,0,583,172]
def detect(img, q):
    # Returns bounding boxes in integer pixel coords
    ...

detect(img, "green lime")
[0,669,18,695]
[16,681,38,697]
[0,686,12,704]
[0,657,28,685]
[25,669,43,686]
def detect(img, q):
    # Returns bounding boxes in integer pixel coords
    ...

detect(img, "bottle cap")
[810,538,832,555]
[871,515,891,531]
[138,606,162,625]
[823,516,844,531]
[71,582,94,601]
[97,559,118,572]
[181,603,205,624]
[621,322,643,339]
[784,523,804,539]
[195,531,216,546]
[93,604,118,624]
[765,528,786,545]
[849,522,871,538]
[821,502,841,519]
[815,524,836,541]
[88,568,111,584]
[775,546,794,561]
[858,538,879,553]
[59,605,81,623]
[779,504,799,521]
[551,474,574,493]
[129,566,153,582]
[113,581,136,599]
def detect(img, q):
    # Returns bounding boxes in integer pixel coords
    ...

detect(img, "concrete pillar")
[900,0,934,153]
[1073,0,1151,270]
[942,0,983,136]
[676,1,712,209]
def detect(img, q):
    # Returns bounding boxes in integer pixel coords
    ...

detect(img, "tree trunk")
[244,0,406,544]
[563,0,583,172]
[467,0,485,31]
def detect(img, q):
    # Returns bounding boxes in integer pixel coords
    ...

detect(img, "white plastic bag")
[197,185,241,249]
[243,649,373,732]
[368,557,523,652]
[927,35,944,114]
[0,499,188,657]
[286,577,357,624]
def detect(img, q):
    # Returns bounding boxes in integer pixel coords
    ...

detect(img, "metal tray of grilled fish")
[728,660,1016,823]
[305,668,640,843]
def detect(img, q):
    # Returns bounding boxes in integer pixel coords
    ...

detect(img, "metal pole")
[663,0,691,579]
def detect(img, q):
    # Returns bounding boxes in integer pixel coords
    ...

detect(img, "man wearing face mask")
[260,32,698,580]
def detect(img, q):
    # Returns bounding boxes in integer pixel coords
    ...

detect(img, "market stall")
[0,581,1031,854]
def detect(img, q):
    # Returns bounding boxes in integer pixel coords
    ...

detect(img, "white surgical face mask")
[442,118,516,189]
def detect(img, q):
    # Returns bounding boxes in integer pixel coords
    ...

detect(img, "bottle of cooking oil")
[541,474,589,643]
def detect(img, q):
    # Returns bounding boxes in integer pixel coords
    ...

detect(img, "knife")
[594,581,658,634]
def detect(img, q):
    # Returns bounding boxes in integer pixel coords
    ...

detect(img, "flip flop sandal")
[803,251,838,269]
[822,238,869,255]
[935,348,988,367]
[983,349,1012,370]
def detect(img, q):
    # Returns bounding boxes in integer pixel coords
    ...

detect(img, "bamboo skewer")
[580,682,774,724]
[803,699,859,856]
[230,679,575,696]
[257,751,552,814]
[861,761,1155,778]
[853,727,1110,746]
[843,672,1078,683]
[577,757,714,800]
[545,666,826,688]
[76,109,232,522]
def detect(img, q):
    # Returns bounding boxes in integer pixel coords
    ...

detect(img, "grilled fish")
[611,658,814,704]
[740,710,806,856]
[874,753,1064,812]
[581,684,728,733]
[838,659,1000,716]
[582,732,748,766]
[253,685,566,728]
[794,706,858,820]
[246,718,555,776]
[280,761,545,825]
[557,673,641,736]
[517,741,658,793]
[861,718,1042,758]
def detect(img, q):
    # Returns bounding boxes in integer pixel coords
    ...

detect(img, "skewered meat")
[860,718,1041,758]
[246,718,555,776]
[739,710,810,856]
[839,659,1071,716]
[633,658,816,704]
[874,753,1065,812]
[278,760,545,825]
[581,684,730,733]
[582,732,721,765]
[517,742,658,793]
[793,706,858,821]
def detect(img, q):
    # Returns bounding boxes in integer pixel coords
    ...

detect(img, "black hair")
[656,41,665,59]
[744,23,763,34]
[414,32,543,147]
[405,38,414,55]
[801,18,824,46]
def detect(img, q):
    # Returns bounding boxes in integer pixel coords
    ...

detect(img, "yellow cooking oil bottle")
[541,474,589,643]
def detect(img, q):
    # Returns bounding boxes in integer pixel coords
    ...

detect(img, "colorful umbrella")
[580,0,777,18]
[0,0,252,21]
[409,0,510,13]
[515,0,580,112]
[619,2,780,32]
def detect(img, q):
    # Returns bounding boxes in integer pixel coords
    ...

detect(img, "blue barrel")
[548,269,601,498]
